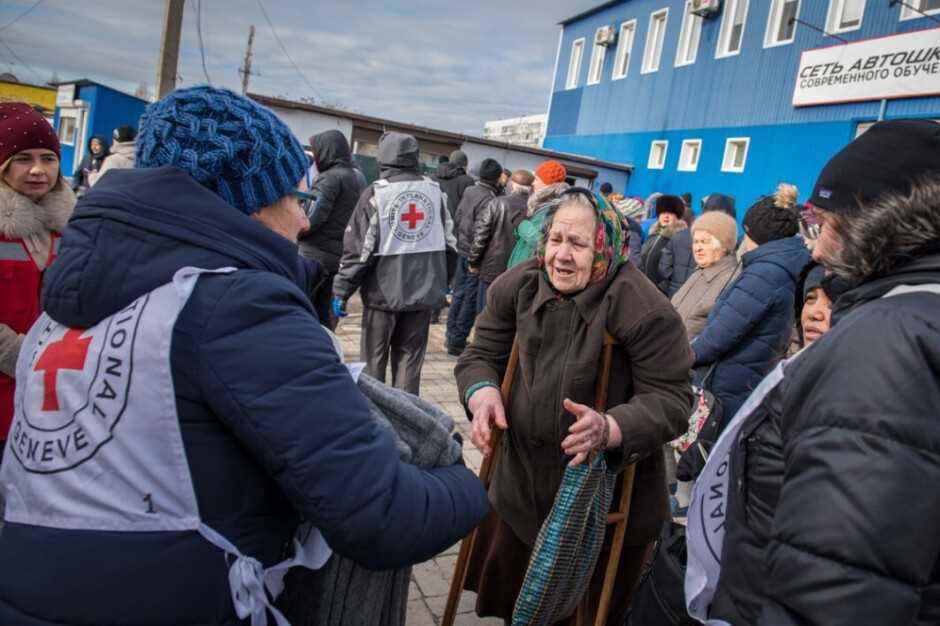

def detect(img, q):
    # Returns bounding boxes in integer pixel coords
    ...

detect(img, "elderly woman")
[0,103,75,459]
[670,210,740,340]
[456,190,692,624]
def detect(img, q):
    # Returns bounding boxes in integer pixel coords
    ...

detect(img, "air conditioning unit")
[595,25,617,46]
[691,0,720,18]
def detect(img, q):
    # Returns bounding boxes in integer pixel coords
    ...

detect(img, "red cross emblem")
[400,203,425,230]
[33,328,92,412]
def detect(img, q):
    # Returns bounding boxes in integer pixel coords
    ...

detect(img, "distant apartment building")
[483,114,548,148]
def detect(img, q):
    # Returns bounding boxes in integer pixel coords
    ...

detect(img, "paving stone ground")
[335,296,500,626]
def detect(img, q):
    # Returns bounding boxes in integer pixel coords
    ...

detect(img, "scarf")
[536,191,630,286]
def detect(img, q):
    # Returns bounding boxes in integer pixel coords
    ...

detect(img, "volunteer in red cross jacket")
[333,131,458,395]
[0,87,487,626]
[0,102,76,460]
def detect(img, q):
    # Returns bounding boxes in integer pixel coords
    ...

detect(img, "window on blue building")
[826,0,865,34]
[57,116,77,145]
[566,38,586,90]
[679,139,702,172]
[642,9,669,74]
[722,138,750,173]
[649,140,668,169]
[717,0,749,58]
[765,0,800,47]
[900,0,940,20]
[612,20,637,80]
[588,32,607,85]
[676,1,703,66]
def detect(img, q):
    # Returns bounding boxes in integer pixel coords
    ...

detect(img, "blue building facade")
[53,80,148,180]
[544,0,940,219]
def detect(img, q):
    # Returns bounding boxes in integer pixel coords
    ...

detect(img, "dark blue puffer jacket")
[691,236,810,425]
[0,167,488,626]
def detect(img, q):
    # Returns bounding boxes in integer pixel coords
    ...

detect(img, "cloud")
[0,0,597,134]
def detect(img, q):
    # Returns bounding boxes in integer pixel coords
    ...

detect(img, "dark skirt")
[464,511,652,625]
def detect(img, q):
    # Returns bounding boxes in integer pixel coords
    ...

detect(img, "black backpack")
[625,522,698,626]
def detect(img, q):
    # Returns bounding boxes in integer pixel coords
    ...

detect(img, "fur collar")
[828,177,940,283]
[0,178,76,239]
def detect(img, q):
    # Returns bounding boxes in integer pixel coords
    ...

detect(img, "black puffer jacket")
[468,189,528,283]
[434,162,474,221]
[710,381,786,625]
[298,130,366,272]
[456,181,499,256]
[753,253,940,625]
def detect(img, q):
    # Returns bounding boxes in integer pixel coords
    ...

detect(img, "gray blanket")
[277,373,462,626]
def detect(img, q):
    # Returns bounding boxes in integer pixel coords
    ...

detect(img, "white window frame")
[678,139,702,172]
[764,0,801,48]
[900,0,940,20]
[642,8,669,74]
[721,137,750,173]
[716,0,750,59]
[648,140,668,169]
[675,1,703,67]
[566,37,586,90]
[612,20,637,80]
[587,32,607,85]
[826,0,865,34]
[57,115,77,145]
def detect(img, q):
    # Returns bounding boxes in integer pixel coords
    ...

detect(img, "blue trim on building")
[546,0,940,215]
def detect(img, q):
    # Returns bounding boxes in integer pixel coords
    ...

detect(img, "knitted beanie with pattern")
[136,86,308,215]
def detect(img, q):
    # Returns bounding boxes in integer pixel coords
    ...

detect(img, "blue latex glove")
[331,296,348,318]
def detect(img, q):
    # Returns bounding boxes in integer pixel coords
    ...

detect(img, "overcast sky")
[0,0,598,134]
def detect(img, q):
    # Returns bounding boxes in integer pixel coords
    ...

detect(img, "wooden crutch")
[575,333,638,626]
[441,339,520,626]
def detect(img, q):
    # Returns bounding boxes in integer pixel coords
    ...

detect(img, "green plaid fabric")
[512,453,617,625]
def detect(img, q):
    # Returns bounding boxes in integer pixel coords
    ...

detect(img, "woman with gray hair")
[456,189,692,624]
[670,211,740,340]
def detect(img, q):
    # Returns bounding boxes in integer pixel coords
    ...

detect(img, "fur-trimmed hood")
[0,178,75,239]
[827,176,940,283]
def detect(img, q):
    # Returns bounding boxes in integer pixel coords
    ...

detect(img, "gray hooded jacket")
[333,132,457,311]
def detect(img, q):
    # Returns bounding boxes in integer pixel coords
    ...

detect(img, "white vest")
[2,267,331,626]
[373,178,446,256]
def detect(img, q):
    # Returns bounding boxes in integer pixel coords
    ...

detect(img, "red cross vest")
[0,233,59,441]
[373,177,446,257]
[2,266,332,626]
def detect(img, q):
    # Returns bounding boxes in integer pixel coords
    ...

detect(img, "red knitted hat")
[0,102,61,167]
[535,160,567,185]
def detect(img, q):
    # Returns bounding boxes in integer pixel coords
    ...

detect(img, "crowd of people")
[0,86,938,626]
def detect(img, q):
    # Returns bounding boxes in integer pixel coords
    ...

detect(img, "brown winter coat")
[456,258,693,548]
[670,254,740,341]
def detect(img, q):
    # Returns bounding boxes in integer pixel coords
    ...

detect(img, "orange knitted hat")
[535,160,567,185]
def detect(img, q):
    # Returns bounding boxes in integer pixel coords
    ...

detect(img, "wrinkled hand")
[561,398,610,467]
[469,386,507,457]
[467,266,479,274]
[331,296,348,318]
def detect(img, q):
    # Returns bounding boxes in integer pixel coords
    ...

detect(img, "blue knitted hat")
[136,86,308,215]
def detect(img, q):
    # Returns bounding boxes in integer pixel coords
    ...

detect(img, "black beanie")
[743,196,799,245]
[478,158,503,183]
[600,182,613,195]
[655,194,685,218]
[114,125,137,143]
[810,119,940,214]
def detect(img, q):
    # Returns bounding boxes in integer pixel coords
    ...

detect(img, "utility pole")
[238,26,256,95]
[156,0,185,99]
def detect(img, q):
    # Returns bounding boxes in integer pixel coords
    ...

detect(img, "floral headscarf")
[537,189,630,286]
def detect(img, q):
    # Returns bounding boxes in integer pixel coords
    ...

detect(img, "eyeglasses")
[292,189,316,217]
[292,166,317,218]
